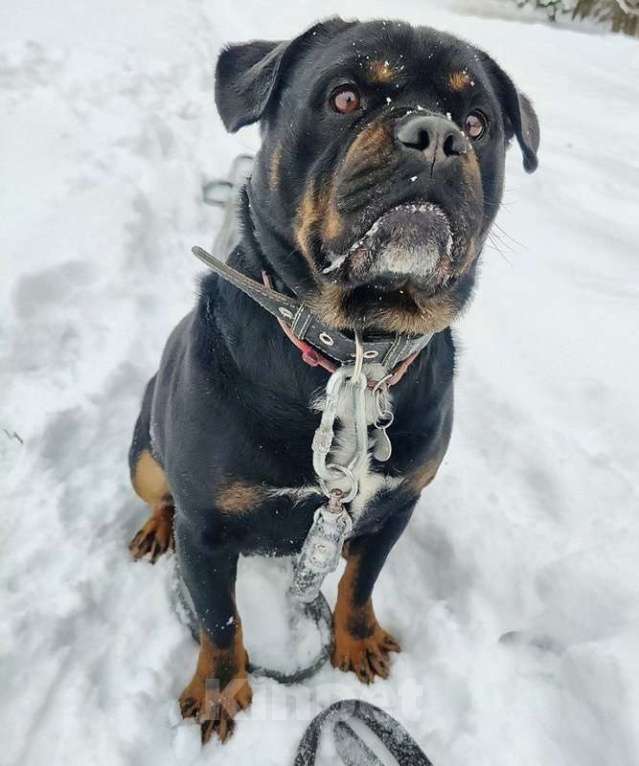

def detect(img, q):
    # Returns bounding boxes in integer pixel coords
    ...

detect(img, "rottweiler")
[127,17,539,744]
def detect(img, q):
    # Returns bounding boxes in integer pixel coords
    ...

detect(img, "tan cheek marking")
[322,119,393,247]
[295,179,337,271]
[449,70,472,92]
[321,197,344,241]
[460,152,483,273]
[269,144,282,192]
[217,481,265,514]
[306,283,351,331]
[462,149,482,189]
[295,179,319,265]
[342,122,391,175]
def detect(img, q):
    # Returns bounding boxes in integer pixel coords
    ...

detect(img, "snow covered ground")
[2,1,638,764]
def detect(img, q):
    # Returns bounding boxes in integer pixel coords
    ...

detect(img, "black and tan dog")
[128,17,539,744]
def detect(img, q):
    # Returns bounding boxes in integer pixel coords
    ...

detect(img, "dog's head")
[215,18,539,335]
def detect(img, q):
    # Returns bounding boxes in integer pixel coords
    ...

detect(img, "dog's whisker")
[493,222,525,251]
[485,233,513,265]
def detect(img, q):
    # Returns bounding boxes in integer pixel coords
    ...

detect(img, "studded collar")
[192,245,432,383]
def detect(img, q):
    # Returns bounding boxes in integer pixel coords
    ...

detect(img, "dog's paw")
[331,624,400,684]
[128,504,174,563]
[179,673,253,744]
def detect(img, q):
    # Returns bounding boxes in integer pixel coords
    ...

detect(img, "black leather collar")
[192,246,432,370]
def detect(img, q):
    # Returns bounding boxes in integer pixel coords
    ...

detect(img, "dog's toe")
[128,504,174,563]
[332,624,400,684]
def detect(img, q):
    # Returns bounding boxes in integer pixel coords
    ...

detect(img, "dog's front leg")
[175,520,252,744]
[332,500,416,684]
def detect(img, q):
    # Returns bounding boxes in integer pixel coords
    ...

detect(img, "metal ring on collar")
[319,332,334,346]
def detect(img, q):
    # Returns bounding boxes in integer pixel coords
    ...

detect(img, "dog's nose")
[394,114,467,165]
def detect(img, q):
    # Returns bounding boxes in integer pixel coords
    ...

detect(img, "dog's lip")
[321,201,454,294]
[322,200,452,273]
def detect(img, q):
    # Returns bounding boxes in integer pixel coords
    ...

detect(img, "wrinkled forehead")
[296,21,487,98]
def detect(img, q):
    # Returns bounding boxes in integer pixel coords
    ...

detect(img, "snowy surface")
[2,1,639,765]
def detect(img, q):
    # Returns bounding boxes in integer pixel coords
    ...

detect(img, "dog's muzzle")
[325,202,453,287]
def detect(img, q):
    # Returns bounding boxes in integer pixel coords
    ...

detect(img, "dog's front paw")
[180,631,252,745]
[179,672,253,744]
[331,622,400,684]
[128,503,174,563]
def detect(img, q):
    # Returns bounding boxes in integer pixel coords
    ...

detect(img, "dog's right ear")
[215,18,354,133]
[215,39,287,133]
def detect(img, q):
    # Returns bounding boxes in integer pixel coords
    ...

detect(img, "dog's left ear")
[215,18,354,133]
[482,56,540,173]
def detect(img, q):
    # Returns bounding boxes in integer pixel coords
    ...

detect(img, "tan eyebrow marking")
[449,70,473,91]
[368,59,396,84]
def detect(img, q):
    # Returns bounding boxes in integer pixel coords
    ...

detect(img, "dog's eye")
[464,111,487,140]
[330,85,361,115]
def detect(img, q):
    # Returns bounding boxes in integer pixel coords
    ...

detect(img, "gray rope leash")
[294,699,434,766]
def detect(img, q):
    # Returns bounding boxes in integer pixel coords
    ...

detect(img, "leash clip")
[290,489,353,604]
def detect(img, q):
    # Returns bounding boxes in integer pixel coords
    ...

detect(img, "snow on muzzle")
[323,202,453,287]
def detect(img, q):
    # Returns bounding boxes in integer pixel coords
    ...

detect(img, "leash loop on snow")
[294,699,434,766]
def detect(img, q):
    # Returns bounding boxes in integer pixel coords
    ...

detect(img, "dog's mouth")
[322,202,456,294]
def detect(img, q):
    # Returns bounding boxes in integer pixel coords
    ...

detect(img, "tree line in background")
[514,0,639,36]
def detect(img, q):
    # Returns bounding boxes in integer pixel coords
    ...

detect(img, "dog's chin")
[323,202,455,295]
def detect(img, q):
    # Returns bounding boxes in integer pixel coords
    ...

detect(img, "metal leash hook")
[292,329,396,603]
[290,488,353,603]
[291,332,367,604]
